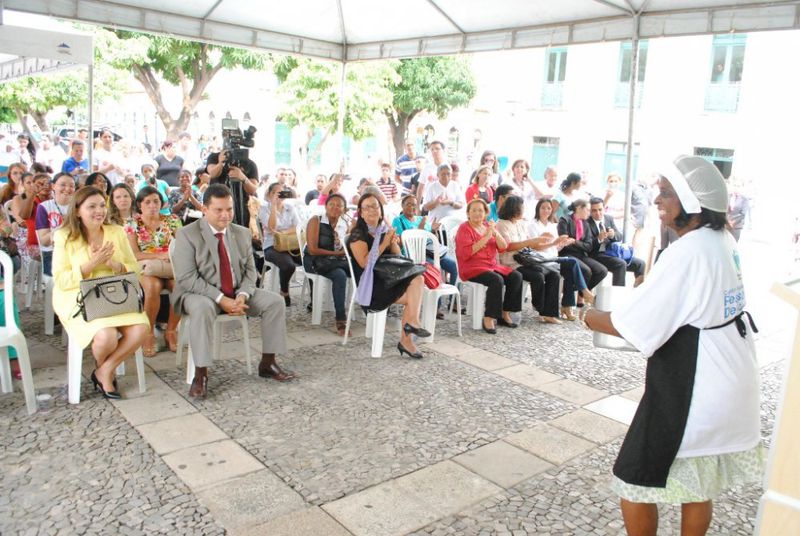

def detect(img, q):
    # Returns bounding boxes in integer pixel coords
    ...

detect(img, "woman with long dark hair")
[347,192,429,358]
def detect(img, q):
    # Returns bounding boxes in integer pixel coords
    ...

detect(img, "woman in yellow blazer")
[53,186,149,399]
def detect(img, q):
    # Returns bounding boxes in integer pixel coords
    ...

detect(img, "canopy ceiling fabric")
[0,15,93,81]
[6,0,800,61]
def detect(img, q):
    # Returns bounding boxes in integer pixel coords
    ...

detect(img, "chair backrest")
[402,229,443,268]
[445,223,461,262]
[437,214,466,247]
[0,251,18,332]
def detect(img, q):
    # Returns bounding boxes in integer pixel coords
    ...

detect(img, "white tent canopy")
[5,0,800,61]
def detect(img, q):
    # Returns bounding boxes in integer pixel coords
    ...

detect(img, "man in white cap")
[583,155,761,536]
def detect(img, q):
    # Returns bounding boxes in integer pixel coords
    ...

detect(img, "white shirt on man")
[422,180,465,221]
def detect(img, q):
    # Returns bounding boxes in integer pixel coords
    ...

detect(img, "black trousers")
[592,254,645,286]
[516,266,560,318]
[468,269,523,319]
[263,247,301,293]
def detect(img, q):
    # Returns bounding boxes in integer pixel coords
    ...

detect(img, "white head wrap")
[662,155,728,214]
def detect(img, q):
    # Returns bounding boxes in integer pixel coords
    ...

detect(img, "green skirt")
[610,444,765,504]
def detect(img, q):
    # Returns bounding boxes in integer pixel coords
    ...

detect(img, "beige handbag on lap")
[140,259,174,279]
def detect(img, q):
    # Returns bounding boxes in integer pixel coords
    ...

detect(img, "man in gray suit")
[172,184,295,398]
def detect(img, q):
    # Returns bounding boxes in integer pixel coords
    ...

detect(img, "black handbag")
[373,254,425,288]
[513,248,560,274]
[73,272,144,322]
[312,254,348,273]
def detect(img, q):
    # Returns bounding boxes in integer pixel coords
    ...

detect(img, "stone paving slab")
[422,338,481,357]
[536,378,609,405]
[451,349,519,371]
[620,385,645,402]
[584,395,640,425]
[196,469,307,532]
[494,363,562,389]
[236,506,353,536]
[324,480,440,536]
[550,408,629,444]
[30,365,67,389]
[136,413,228,455]
[452,440,554,488]
[110,380,196,426]
[155,343,573,504]
[394,460,503,517]
[161,440,264,491]
[506,424,596,465]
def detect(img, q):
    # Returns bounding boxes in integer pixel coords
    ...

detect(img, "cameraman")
[205,148,258,227]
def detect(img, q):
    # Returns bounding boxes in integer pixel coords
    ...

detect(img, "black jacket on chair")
[557,216,593,259]
[586,215,622,256]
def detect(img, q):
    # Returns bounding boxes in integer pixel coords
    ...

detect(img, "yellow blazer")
[53,224,149,348]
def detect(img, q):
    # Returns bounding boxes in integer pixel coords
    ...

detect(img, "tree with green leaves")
[0,60,125,144]
[274,57,398,168]
[97,29,269,139]
[386,57,477,159]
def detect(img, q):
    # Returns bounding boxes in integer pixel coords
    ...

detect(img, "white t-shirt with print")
[611,227,760,458]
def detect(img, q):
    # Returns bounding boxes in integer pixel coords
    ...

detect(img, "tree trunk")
[306,127,330,171]
[14,108,38,150]
[30,110,50,134]
[386,109,416,163]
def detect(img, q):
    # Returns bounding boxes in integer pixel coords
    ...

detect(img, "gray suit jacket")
[171,218,257,313]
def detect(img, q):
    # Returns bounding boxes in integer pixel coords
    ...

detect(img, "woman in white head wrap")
[583,156,763,535]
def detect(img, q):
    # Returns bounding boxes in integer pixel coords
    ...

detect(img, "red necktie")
[215,232,235,298]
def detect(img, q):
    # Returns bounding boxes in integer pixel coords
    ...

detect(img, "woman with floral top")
[127,185,182,356]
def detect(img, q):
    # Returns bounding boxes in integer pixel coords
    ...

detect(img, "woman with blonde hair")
[52,186,149,399]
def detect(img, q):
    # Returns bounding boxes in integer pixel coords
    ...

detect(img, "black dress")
[347,227,417,312]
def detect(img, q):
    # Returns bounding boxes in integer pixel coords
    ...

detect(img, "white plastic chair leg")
[44,277,54,335]
[116,362,125,376]
[0,346,11,393]
[310,278,327,325]
[185,347,195,385]
[369,310,387,358]
[455,293,463,337]
[13,336,37,414]
[24,260,37,309]
[175,317,188,366]
[134,348,146,393]
[67,336,83,404]
[239,317,252,375]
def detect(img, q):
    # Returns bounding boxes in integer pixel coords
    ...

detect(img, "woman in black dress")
[347,192,430,358]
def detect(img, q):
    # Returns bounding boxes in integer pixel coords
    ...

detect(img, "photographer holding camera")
[204,147,258,228]
[259,182,301,306]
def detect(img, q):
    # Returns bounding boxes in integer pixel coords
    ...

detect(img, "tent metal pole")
[337,61,346,172]
[622,13,640,242]
[87,62,94,170]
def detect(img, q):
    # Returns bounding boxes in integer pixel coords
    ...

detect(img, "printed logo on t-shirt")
[723,284,745,320]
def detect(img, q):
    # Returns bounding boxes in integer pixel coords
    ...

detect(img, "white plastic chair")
[43,275,55,335]
[24,259,42,309]
[0,251,36,414]
[400,229,461,341]
[67,335,146,404]
[297,225,337,325]
[168,242,253,383]
[341,242,389,358]
[260,260,280,292]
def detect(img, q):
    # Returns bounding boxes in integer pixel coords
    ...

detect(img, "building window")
[603,141,640,183]
[541,48,567,109]
[274,122,291,165]
[531,136,560,182]
[694,146,734,178]
[615,41,648,108]
[705,34,746,112]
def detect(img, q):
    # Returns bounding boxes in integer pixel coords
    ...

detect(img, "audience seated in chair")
[259,183,301,306]
[586,197,645,287]
[171,184,294,399]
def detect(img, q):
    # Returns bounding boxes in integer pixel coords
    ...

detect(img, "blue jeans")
[303,255,350,321]
[42,250,53,277]
[557,256,588,307]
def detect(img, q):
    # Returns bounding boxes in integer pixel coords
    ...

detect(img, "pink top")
[455,221,512,281]
[465,183,494,203]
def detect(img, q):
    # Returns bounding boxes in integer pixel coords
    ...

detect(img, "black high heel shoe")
[403,323,431,338]
[91,371,122,400]
[497,318,519,328]
[482,322,497,335]
[397,342,424,359]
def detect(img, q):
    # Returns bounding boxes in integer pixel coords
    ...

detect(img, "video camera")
[221,118,257,167]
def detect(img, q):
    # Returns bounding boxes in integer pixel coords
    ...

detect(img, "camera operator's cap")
[662,155,728,214]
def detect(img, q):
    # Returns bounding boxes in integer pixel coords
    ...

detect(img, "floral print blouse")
[126,214,182,253]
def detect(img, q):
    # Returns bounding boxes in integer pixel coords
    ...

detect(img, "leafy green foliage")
[391,57,477,119]
[276,59,398,140]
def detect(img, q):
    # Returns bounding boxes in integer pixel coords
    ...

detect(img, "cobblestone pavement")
[0,272,791,535]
